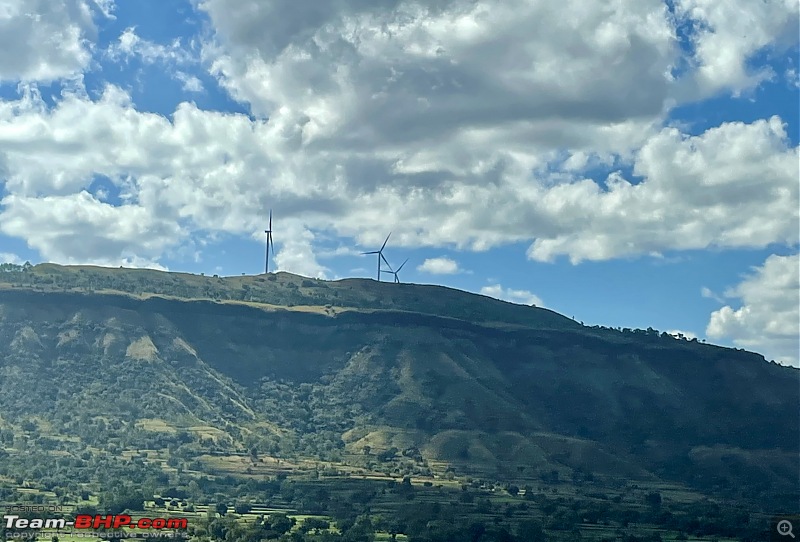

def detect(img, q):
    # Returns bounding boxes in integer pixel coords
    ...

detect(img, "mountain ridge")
[0,263,580,330]
[0,262,797,515]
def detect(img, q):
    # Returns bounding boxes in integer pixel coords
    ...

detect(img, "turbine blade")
[380,253,393,272]
[380,232,391,252]
[269,209,272,230]
[362,250,379,255]
[396,258,408,272]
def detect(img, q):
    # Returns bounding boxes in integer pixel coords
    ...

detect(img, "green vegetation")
[0,263,797,542]
[0,263,576,329]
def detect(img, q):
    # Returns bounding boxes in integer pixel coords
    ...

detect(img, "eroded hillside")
[1,266,798,514]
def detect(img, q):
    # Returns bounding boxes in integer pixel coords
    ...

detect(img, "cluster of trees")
[191,504,544,542]
[0,262,31,273]
[585,323,705,343]
[0,455,774,542]
[0,265,324,307]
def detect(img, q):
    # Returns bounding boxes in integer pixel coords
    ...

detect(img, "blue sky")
[0,0,797,365]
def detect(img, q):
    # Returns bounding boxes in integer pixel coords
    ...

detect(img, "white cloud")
[785,67,800,90]
[269,225,329,279]
[706,253,800,367]
[324,247,363,258]
[417,257,461,275]
[203,0,674,155]
[175,71,204,93]
[107,27,196,65]
[106,27,204,92]
[0,191,181,269]
[91,0,115,19]
[0,252,24,265]
[0,0,108,83]
[0,0,795,277]
[480,284,543,307]
[196,0,796,263]
[701,286,724,304]
[673,0,799,97]
[0,83,796,274]
[527,116,799,263]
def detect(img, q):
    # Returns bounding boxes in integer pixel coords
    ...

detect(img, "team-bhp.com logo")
[4,514,188,530]
[74,515,188,530]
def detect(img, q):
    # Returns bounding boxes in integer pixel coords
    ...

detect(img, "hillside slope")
[0,264,797,511]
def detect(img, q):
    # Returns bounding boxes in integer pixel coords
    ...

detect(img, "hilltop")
[0,262,579,328]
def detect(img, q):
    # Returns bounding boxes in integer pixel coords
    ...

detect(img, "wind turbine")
[362,233,392,281]
[385,258,408,283]
[264,210,275,274]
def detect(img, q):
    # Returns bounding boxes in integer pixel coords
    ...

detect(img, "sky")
[0,0,798,366]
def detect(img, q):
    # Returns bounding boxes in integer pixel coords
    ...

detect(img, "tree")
[101,489,144,515]
[516,519,547,542]
[215,502,228,517]
[301,518,329,534]
[387,519,406,541]
[266,514,294,536]
[342,516,375,542]
[645,491,662,510]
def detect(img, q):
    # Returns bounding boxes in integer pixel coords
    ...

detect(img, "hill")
[0,263,797,536]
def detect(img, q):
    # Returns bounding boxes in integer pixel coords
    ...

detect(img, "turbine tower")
[385,258,408,283]
[264,210,275,274]
[362,233,392,281]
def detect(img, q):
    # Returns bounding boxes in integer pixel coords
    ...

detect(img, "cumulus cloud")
[203,0,674,155]
[0,191,181,269]
[105,27,205,93]
[527,116,799,263]
[271,226,329,279]
[194,0,796,263]
[107,27,196,65]
[0,0,109,83]
[0,0,796,283]
[0,253,24,265]
[706,253,800,367]
[417,257,461,275]
[480,284,543,307]
[316,246,364,258]
[786,67,800,89]
[673,0,799,97]
[174,71,204,93]
[0,82,796,275]
[0,81,798,276]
